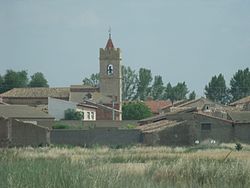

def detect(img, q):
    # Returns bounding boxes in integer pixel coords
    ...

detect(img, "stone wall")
[0,117,9,147]
[51,128,141,146]
[41,120,138,129]
[0,118,50,147]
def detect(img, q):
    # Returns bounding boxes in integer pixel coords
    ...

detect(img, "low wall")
[53,120,138,129]
[51,128,141,146]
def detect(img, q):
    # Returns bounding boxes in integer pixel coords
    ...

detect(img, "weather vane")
[108,26,111,39]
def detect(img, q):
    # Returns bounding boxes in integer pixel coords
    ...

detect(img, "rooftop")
[227,111,250,123]
[0,105,54,119]
[230,96,250,106]
[0,87,70,98]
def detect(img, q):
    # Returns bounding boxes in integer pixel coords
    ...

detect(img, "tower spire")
[105,27,114,49]
[109,26,111,39]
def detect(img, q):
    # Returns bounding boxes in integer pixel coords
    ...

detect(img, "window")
[107,64,113,75]
[91,112,94,120]
[201,123,211,131]
[87,112,90,120]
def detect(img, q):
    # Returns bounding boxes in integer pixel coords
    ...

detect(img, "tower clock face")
[107,64,113,76]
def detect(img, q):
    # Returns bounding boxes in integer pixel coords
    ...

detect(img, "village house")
[48,97,97,121]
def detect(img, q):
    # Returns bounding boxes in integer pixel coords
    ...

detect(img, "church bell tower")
[99,31,122,119]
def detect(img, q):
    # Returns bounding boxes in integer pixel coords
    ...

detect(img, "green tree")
[189,91,196,100]
[205,73,229,104]
[163,82,189,103]
[122,102,152,120]
[29,72,49,87]
[82,73,100,87]
[230,68,250,102]
[0,75,3,93]
[137,68,152,100]
[2,70,29,92]
[163,82,173,101]
[122,66,138,100]
[151,75,164,100]
[172,82,189,101]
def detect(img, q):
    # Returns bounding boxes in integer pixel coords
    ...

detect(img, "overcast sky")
[0,0,249,96]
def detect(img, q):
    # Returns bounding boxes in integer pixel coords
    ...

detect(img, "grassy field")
[1,144,250,188]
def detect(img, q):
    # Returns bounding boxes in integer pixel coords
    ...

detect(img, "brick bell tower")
[99,30,122,120]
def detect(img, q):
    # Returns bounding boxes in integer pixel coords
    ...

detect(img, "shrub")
[235,143,243,151]
[64,109,83,120]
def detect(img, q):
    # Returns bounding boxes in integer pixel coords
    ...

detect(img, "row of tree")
[0,70,49,93]
[1,67,249,105]
[83,66,196,103]
[204,68,250,104]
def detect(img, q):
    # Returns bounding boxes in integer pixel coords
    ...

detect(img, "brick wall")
[51,128,141,146]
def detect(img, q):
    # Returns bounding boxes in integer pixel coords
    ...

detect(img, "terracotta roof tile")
[144,100,172,114]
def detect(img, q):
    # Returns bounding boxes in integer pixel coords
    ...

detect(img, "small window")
[91,112,94,120]
[87,112,90,120]
[201,123,211,130]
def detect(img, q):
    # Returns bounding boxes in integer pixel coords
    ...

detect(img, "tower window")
[107,64,113,75]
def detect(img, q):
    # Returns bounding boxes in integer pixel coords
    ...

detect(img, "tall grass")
[1,145,250,188]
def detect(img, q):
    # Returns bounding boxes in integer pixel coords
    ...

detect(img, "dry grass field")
[1,144,250,188]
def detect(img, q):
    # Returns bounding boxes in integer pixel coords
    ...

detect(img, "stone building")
[138,108,250,146]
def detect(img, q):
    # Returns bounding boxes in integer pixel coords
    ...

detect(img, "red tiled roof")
[105,38,114,49]
[144,100,172,114]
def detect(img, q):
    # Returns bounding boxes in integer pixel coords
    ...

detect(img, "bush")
[52,124,70,129]
[235,143,243,151]
[64,109,83,120]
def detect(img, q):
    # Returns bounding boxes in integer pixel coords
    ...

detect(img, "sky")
[0,0,249,96]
